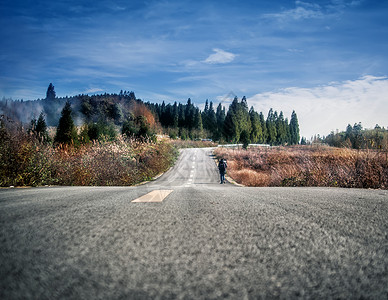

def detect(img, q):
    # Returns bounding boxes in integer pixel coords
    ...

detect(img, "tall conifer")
[54,101,78,145]
[290,110,300,145]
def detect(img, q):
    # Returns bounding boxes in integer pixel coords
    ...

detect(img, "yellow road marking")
[131,190,173,203]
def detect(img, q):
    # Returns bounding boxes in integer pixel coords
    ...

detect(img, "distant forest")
[1,83,301,145]
[320,123,388,150]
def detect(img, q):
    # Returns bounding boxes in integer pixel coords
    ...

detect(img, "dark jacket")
[218,160,227,174]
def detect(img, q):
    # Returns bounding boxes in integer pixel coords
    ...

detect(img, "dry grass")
[0,119,177,187]
[214,145,388,189]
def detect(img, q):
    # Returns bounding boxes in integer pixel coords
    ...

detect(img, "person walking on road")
[218,158,227,184]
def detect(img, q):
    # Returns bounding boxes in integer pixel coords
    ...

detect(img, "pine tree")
[36,111,48,141]
[202,99,209,130]
[215,103,225,141]
[185,98,195,130]
[224,97,240,142]
[266,108,277,145]
[172,102,179,128]
[290,110,300,145]
[178,103,185,128]
[223,96,251,143]
[237,97,251,144]
[241,96,248,111]
[224,108,238,142]
[249,107,262,143]
[29,111,50,143]
[46,83,56,100]
[259,112,267,143]
[194,107,203,132]
[54,102,78,145]
[207,101,217,138]
[276,111,287,145]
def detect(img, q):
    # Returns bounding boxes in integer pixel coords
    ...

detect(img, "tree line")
[321,123,388,150]
[147,96,300,146]
[2,83,301,146]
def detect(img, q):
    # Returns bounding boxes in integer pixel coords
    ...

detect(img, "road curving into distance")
[1,148,387,299]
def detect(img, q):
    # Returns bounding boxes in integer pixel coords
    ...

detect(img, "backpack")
[218,160,226,172]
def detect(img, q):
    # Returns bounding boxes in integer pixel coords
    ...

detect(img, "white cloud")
[248,76,388,140]
[264,2,324,21]
[83,87,104,94]
[204,49,236,64]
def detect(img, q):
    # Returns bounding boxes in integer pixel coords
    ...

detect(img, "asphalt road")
[1,148,388,299]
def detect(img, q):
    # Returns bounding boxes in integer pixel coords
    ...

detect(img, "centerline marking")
[132,190,173,203]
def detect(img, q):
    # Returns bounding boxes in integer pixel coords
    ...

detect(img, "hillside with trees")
[321,123,388,150]
[1,83,301,146]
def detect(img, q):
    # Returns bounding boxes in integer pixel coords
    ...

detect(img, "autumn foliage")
[0,116,177,187]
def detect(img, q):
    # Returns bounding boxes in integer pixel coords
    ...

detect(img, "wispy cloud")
[263,0,364,22]
[82,87,104,94]
[204,49,236,64]
[264,1,324,21]
[248,76,388,139]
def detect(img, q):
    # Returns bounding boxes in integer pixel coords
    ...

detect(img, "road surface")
[1,148,388,299]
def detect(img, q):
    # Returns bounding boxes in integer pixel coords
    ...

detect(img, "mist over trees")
[1,83,301,145]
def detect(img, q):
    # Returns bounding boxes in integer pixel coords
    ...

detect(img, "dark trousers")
[220,172,225,183]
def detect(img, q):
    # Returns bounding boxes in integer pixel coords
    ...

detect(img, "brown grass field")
[214,145,388,189]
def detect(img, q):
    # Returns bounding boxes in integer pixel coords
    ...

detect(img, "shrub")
[0,115,177,187]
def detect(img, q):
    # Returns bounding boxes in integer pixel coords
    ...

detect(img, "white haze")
[248,75,388,140]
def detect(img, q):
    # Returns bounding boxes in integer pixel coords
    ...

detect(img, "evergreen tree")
[46,83,56,100]
[87,120,117,141]
[241,96,248,111]
[122,115,155,141]
[224,97,240,142]
[207,101,217,138]
[29,111,50,143]
[289,110,300,145]
[223,96,251,143]
[185,98,195,130]
[266,108,277,145]
[178,103,185,128]
[202,99,209,130]
[276,111,287,145]
[249,107,262,143]
[285,117,291,143]
[238,97,251,143]
[240,129,250,149]
[34,112,45,133]
[193,107,203,132]
[259,112,267,143]
[215,103,225,141]
[54,101,78,145]
[172,102,179,128]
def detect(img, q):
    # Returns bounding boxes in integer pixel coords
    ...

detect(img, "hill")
[0,83,301,145]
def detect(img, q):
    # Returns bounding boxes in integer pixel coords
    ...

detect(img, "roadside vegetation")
[0,110,177,187]
[214,145,388,189]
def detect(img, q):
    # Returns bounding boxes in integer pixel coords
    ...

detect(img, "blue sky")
[1,0,387,138]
